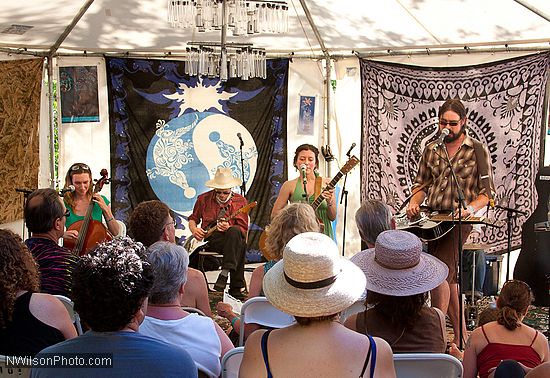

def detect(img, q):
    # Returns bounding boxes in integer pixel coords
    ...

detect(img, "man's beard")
[445,124,466,143]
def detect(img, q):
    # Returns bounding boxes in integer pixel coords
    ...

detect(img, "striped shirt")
[25,238,78,298]
[411,134,494,211]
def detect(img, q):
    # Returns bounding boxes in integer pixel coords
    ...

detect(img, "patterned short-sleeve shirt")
[411,134,494,211]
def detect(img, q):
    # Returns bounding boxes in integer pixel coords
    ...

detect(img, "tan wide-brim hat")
[350,230,448,297]
[205,167,242,189]
[263,232,366,317]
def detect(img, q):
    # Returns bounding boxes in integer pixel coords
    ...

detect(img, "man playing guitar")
[406,99,495,347]
[188,167,249,299]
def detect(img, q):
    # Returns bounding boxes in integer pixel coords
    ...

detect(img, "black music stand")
[493,204,527,281]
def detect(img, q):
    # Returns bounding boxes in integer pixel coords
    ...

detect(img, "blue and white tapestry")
[106,58,288,261]
[360,53,549,253]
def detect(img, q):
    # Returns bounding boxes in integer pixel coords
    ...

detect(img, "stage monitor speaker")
[514,166,550,306]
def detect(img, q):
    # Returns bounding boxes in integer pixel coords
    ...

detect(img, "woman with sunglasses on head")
[271,144,336,240]
[62,163,119,246]
[462,280,548,378]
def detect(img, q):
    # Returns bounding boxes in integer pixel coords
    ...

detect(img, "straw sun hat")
[205,167,242,189]
[350,229,448,297]
[263,232,366,318]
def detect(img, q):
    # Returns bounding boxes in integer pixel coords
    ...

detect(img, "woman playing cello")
[62,163,119,253]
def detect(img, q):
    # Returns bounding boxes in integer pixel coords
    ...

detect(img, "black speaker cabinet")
[514,166,550,306]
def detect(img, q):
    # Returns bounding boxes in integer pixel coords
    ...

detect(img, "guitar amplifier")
[514,166,550,306]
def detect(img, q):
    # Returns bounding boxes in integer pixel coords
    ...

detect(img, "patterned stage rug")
[360,53,550,254]
[106,58,289,261]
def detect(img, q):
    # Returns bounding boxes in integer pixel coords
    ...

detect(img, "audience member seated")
[239,232,395,378]
[462,279,549,378]
[139,241,233,378]
[345,230,448,353]
[0,229,76,357]
[353,199,450,315]
[31,237,197,378]
[24,188,78,298]
[216,203,320,340]
[128,199,211,317]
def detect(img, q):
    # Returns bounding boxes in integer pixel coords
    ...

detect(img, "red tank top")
[476,325,542,378]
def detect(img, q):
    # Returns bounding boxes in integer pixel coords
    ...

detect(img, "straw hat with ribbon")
[263,232,366,317]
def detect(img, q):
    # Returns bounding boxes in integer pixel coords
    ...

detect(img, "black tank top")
[0,291,65,356]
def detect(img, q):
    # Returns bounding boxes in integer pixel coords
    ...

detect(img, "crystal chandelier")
[168,0,289,35]
[167,0,288,81]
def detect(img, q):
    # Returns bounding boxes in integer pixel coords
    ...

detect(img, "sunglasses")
[439,119,461,127]
[70,164,90,171]
[61,209,70,218]
[215,190,232,195]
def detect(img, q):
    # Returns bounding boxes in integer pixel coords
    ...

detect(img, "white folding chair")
[393,353,463,378]
[0,355,31,378]
[238,296,295,346]
[221,347,244,378]
[53,295,83,335]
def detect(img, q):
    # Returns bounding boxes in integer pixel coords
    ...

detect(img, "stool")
[197,250,223,291]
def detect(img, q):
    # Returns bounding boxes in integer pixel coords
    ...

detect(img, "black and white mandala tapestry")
[106,57,288,261]
[360,53,549,253]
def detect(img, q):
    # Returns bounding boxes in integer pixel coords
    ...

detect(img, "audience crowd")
[1,192,548,377]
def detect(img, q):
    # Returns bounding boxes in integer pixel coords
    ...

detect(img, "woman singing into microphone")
[62,163,119,243]
[271,144,336,239]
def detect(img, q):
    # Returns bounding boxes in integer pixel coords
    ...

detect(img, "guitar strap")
[471,139,494,205]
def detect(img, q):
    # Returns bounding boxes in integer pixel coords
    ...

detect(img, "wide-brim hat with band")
[205,167,242,189]
[350,229,448,297]
[263,232,366,317]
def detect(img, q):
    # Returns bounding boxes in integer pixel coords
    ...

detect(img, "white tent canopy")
[1,1,549,273]
[1,0,550,57]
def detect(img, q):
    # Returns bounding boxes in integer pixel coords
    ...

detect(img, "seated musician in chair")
[188,168,249,299]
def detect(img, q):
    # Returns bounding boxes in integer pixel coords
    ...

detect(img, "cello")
[64,169,113,256]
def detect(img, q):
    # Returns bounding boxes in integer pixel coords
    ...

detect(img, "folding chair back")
[53,294,83,335]
[393,353,463,378]
[221,347,244,378]
[238,296,295,346]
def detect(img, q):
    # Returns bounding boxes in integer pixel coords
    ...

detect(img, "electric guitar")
[183,201,257,255]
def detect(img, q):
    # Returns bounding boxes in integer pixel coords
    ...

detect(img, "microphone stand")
[339,154,352,256]
[15,188,34,239]
[239,138,246,195]
[493,204,527,280]
[302,170,308,201]
[441,144,467,350]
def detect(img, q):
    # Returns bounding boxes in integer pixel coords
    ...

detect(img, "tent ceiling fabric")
[0,0,549,56]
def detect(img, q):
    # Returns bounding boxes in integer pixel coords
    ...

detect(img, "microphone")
[237,133,244,147]
[60,185,75,196]
[346,142,356,158]
[434,128,450,148]
[300,164,307,185]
